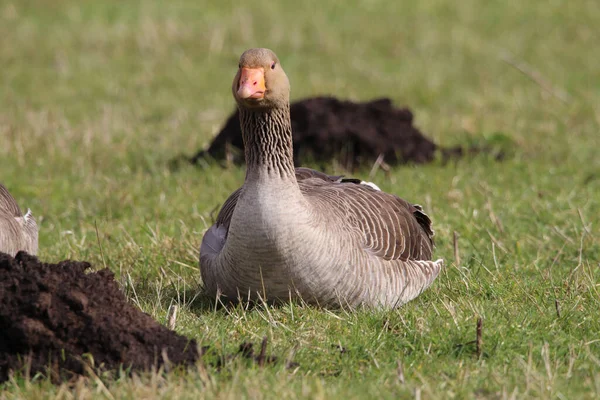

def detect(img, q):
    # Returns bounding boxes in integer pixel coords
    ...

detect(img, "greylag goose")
[200,48,443,308]
[0,183,38,256]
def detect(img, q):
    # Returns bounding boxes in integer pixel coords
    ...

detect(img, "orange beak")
[237,67,266,99]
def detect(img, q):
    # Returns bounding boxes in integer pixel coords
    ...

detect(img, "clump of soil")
[188,96,463,170]
[0,251,199,383]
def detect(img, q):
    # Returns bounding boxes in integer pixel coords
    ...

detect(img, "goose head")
[232,48,290,110]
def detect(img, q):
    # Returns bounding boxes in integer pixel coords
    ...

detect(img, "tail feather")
[412,204,435,241]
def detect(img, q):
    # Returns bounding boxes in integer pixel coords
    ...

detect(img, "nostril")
[253,81,257,86]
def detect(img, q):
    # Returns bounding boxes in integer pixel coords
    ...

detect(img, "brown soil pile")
[0,251,199,383]
[189,96,459,170]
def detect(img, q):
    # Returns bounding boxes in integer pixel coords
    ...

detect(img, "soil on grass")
[0,251,199,383]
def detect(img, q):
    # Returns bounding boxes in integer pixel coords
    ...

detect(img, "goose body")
[200,48,443,308]
[0,183,38,256]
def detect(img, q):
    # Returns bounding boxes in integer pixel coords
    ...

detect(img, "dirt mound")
[189,96,452,170]
[0,251,199,383]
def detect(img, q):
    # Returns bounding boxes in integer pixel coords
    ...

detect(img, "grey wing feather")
[200,224,227,258]
[293,167,343,182]
[215,187,242,230]
[301,181,434,261]
[0,184,38,256]
[0,183,23,217]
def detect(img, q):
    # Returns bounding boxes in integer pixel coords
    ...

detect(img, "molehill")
[0,251,199,382]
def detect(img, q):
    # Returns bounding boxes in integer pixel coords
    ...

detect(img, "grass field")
[1,0,600,398]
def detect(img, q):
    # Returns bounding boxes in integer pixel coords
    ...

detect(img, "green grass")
[1,0,599,398]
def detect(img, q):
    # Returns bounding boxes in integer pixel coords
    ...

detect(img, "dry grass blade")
[257,336,268,367]
[368,153,387,181]
[94,219,108,270]
[500,51,571,103]
[397,360,405,384]
[453,231,460,266]
[476,317,483,358]
[167,304,178,330]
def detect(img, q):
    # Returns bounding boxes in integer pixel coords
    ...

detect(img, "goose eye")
[238,64,241,69]
[271,62,276,70]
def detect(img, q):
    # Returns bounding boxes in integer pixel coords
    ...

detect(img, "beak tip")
[237,67,266,100]
[237,86,250,99]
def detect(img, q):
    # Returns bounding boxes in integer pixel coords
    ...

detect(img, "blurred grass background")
[1,0,599,398]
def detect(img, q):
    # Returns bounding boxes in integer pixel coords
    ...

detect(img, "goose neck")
[239,105,296,182]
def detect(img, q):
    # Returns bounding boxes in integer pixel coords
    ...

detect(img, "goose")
[0,183,39,256]
[200,48,443,308]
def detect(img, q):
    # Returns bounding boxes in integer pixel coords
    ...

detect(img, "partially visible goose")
[0,183,38,256]
[200,48,443,308]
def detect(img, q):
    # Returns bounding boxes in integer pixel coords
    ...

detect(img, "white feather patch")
[24,208,32,222]
[360,181,381,191]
